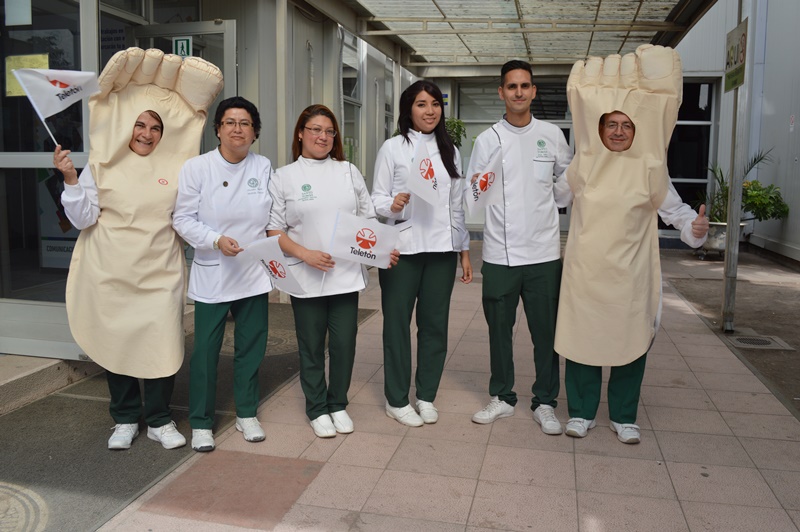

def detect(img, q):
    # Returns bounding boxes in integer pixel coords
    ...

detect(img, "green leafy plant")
[445,117,467,148]
[701,150,790,223]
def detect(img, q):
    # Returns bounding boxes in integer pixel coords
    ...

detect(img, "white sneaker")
[415,400,439,424]
[610,421,641,444]
[385,403,424,427]
[310,414,336,438]
[330,410,354,433]
[533,405,563,435]
[236,416,266,442]
[147,420,186,449]
[565,417,596,438]
[108,423,139,450]
[472,397,515,424]
[191,429,215,452]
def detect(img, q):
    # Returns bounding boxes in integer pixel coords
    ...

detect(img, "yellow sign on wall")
[724,18,748,93]
[6,53,49,96]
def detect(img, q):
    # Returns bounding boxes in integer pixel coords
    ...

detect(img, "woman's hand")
[390,193,410,213]
[459,251,473,284]
[218,235,244,256]
[53,145,79,185]
[387,249,400,269]
[303,249,335,272]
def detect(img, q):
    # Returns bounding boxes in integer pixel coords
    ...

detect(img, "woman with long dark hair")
[268,105,396,438]
[372,80,472,427]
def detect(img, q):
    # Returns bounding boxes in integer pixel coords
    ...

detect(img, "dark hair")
[142,110,164,135]
[213,96,261,140]
[500,60,533,86]
[291,104,345,161]
[397,80,459,178]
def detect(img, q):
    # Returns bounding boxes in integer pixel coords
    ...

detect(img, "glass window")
[343,102,360,165]
[100,0,144,18]
[342,30,360,100]
[2,0,83,152]
[384,57,394,139]
[100,12,133,66]
[153,0,199,24]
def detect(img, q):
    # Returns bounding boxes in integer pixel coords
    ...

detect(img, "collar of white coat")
[499,114,536,135]
[298,155,332,166]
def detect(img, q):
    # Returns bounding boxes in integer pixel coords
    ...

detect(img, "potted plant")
[699,149,790,258]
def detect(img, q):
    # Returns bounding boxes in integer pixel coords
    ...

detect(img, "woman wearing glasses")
[268,105,395,438]
[372,80,472,427]
[173,96,274,452]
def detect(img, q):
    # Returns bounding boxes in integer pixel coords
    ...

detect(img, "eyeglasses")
[221,120,254,129]
[304,126,337,138]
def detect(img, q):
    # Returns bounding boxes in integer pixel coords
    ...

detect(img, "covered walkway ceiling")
[308,0,718,78]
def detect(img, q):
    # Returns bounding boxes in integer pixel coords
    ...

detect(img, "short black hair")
[213,96,261,139]
[500,60,533,86]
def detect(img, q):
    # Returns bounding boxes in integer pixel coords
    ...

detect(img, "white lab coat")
[173,148,274,304]
[268,156,375,298]
[371,131,469,255]
[466,117,573,266]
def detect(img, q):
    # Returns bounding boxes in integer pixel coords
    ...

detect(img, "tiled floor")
[101,251,800,532]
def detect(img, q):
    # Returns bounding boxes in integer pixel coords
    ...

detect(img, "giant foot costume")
[66,48,223,377]
[555,45,682,365]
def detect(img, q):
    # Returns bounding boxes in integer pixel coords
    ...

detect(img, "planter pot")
[699,221,746,259]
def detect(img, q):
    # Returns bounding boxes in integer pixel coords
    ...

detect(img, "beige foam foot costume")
[66,48,223,377]
[555,45,682,365]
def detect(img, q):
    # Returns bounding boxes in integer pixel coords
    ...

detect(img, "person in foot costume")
[56,48,223,450]
[556,45,709,444]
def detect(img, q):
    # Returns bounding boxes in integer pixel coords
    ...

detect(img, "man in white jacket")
[468,60,573,435]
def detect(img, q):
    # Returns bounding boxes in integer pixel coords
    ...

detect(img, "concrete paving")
[94,248,800,532]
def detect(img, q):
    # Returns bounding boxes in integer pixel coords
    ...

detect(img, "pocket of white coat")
[532,158,556,183]
[395,221,413,252]
[190,257,221,296]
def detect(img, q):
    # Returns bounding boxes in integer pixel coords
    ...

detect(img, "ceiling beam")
[363,24,682,36]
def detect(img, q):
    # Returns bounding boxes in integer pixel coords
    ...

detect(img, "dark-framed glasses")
[221,119,254,129]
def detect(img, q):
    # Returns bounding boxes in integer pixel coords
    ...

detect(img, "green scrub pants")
[565,353,647,424]
[380,251,457,408]
[481,259,561,411]
[291,292,359,420]
[107,371,175,427]
[189,294,269,429]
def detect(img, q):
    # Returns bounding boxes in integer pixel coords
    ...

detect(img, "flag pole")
[13,70,59,147]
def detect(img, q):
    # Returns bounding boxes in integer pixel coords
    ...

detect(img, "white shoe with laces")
[147,420,186,449]
[191,429,215,452]
[108,423,139,450]
[533,405,563,435]
[610,421,641,444]
[415,400,439,424]
[565,417,596,438]
[236,417,266,442]
[472,397,515,424]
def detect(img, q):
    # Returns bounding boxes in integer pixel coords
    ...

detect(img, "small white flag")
[13,68,100,119]
[240,236,307,295]
[327,211,399,269]
[407,139,440,206]
[465,147,504,215]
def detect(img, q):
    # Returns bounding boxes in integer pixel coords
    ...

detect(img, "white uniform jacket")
[173,148,274,304]
[466,116,573,267]
[268,156,376,298]
[371,131,469,255]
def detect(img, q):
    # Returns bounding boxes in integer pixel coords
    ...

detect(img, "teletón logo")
[355,228,377,250]
[479,171,495,192]
[158,178,168,185]
[419,158,434,181]
[48,78,69,89]
[267,260,286,279]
